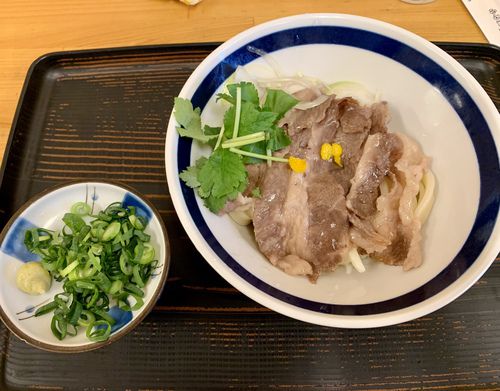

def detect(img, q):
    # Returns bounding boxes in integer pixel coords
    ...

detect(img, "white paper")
[462,0,500,46]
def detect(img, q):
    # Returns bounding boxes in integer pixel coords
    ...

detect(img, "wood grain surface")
[0,2,498,390]
[0,0,487,161]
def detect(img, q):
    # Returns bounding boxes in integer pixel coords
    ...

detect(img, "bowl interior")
[197,43,479,305]
[0,181,168,350]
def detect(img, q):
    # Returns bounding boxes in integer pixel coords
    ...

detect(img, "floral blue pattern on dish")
[122,192,152,224]
[0,217,40,263]
[107,306,133,333]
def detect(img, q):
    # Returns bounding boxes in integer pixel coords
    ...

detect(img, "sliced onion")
[326,81,379,106]
[295,94,330,110]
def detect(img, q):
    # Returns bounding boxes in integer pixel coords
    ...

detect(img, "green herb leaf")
[179,167,200,188]
[203,125,221,148]
[217,82,259,106]
[224,102,277,139]
[267,124,292,152]
[174,97,217,143]
[251,187,262,198]
[179,156,208,189]
[203,125,221,136]
[228,82,259,105]
[263,89,299,119]
[203,194,229,213]
[216,93,234,105]
[198,148,248,199]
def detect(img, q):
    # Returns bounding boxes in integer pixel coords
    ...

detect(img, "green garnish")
[175,81,298,213]
[25,202,158,342]
[251,187,261,198]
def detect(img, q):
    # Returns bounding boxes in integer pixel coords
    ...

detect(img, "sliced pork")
[252,93,393,280]
[236,91,430,280]
[346,132,428,270]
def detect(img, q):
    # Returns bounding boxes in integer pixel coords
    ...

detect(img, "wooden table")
[0,0,486,160]
[1,1,498,390]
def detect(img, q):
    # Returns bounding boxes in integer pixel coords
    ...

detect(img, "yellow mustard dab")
[320,142,343,167]
[288,157,307,173]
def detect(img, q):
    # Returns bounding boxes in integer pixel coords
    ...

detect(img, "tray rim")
[1,41,498,194]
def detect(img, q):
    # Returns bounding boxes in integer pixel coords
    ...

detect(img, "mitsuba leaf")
[267,125,291,152]
[179,166,200,188]
[197,149,248,211]
[217,82,260,106]
[227,82,259,105]
[263,89,299,119]
[180,157,208,189]
[224,102,278,139]
[203,125,221,148]
[174,98,217,143]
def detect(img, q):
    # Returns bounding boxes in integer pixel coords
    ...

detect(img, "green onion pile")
[24,202,158,342]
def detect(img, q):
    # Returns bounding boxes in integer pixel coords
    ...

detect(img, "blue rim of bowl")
[177,25,500,316]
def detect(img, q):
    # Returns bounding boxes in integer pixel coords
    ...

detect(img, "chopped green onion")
[23,201,157,342]
[51,314,68,340]
[132,264,145,288]
[134,243,155,265]
[77,310,95,327]
[34,301,58,317]
[109,280,123,295]
[93,308,116,325]
[59,260,79,277]
[71,202,91,216]
[102,221,121,241]
[128,215,144,230]
[86,320,111,342]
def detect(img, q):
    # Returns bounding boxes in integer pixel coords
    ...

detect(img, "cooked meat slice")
[346,133,403,218]
[222,193,254,214]
[306,173,350,274]
[395,133,429,227]
[243,163,266,196]
[281,95,387,194]
[245,90,429,279]
[347,131,428,269]
[373,227,412,266]
[339,97,372,134]
[276,255,313,276]
[253,164,291,263]
[369,102,389,135]
[392,132,428,270]
[349,213,390,254]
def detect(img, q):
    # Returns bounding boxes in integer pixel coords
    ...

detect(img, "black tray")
[0,43,499,390]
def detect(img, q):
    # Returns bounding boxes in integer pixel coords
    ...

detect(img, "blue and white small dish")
[165,14,500,328]
[0,181,170,352]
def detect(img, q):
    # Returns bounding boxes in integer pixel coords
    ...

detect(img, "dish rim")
[0,179,171,352]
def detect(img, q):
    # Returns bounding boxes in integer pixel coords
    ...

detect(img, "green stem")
[221,132,266,149]
[266,148,272,167]
[233,86,242,139]
[214,125,225,150]
[229,147,288,163]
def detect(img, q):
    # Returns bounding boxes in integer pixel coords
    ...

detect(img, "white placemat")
[462,0,500,46]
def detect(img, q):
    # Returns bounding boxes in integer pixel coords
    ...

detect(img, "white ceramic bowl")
[0,181,170,352]
[165,14,500,328]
